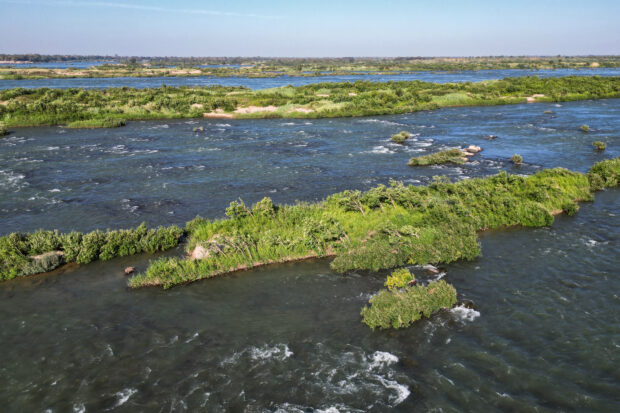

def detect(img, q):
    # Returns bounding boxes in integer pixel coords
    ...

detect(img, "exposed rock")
[464,145,482,153]
[190,244,210,260]
[484,135,497,140]
[463,151,475,157]
[422,264,440,274]
[124,266,135,275]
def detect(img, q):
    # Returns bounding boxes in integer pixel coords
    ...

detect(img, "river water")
[1,68,619,90]
[0,100,618,411]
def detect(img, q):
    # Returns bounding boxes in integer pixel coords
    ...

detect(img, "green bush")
[361,280,457,329]
[511,154,523,165]
[580,124,590,132]
[385,268,415,290]
[592,141,606,151]
[391,131,411,144]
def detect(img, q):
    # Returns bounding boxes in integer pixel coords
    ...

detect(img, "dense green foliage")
[0,224,183,281]
[66,118,126,129]
[361,279,457,329]
[391,131,411,144]
[126,159,620,289]
[592,141,606,151]
[0,121,7,136]
[511,154,523,165]
[1,76,618,127]
[384,268,416,291]
[408,149,466,166]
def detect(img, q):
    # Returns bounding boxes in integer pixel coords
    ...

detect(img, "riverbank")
[1,76,618,128]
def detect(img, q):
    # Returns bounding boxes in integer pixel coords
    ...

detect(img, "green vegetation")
[126,158,620,289]
[408,149,466,166]
[361,279,457,329]
[0,223,183,281]
[384,268,416,290]
[580,124,590,132]
[66,118,126,129]
[2,55,619,80]
[511,154,523,165]
[592,141,606,151]
[1,76,618,127]
[391,131,411,144]
[0,121,7,136]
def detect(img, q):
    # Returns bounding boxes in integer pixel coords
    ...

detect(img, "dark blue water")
[1,99,617,235]
[0,99,618,412]
[1,68,618,90]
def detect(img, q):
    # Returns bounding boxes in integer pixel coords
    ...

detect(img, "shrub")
[511,154,523,165]
[561,202,579,216]
[592,141,606,151]
[384,268,415,291]
[76,230,106,264]
[0,121,8,136]
[580,124,590,132]
[361,280,457,329]
[391,131,411,144]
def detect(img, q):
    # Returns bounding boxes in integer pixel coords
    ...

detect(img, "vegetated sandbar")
[0,76,618,128]
[1,56,618,80]
[128,157,620,289]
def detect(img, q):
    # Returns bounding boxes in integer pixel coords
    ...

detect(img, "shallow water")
[0,68,618,90]
[1,99,618,235]
[0,97,618,411]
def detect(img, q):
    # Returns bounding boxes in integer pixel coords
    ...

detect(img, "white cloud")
[0,0,282,19]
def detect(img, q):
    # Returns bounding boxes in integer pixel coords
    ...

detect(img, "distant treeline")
[2,55,619,69]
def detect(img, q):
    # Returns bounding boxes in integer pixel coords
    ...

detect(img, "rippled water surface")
[1,99,618,234]
[1,68,618,90]
[0,98,618,412]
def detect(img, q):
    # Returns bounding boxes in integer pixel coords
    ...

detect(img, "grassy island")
[0,76,618,128]
[125,157,620,289]
[408,149,468,166]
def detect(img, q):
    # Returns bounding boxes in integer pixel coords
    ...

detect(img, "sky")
[0,0,619,56]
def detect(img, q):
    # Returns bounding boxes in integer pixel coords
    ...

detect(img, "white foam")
[375,375,410,405]
[113,388,137,407]
[451,305,480,322]
[250,344,293,361]
[369,351,399,369]
[49,188,61,193]
[367,145,395,154]
[72,403,85,413]
[216,123,231,127]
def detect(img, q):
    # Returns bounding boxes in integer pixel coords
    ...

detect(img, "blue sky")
[1,0,618,56]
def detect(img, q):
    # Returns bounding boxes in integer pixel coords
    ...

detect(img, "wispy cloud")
[0,0,282,19]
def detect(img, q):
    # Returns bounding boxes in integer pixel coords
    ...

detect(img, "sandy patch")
[316,94,330,97]
[526,94,545,103]
[348,92,357,96]
[190,103,203,109]
[590,62,600,68]
[0,101,8,106]
[234,105,278,114]
[289,107,314,113]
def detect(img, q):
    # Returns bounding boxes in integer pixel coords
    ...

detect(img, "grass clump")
[0,223,183,281]
[385,268,416,291]
[580,124,590,132]
[511,154,523,165]
[128,159,614,289]
[361,279,457,329]
[587,156,620,190]
[391,131,411,144]
[0,121,8,136]
[408,149,466,166]
[66,118,126,129]
[592,141,606,151]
